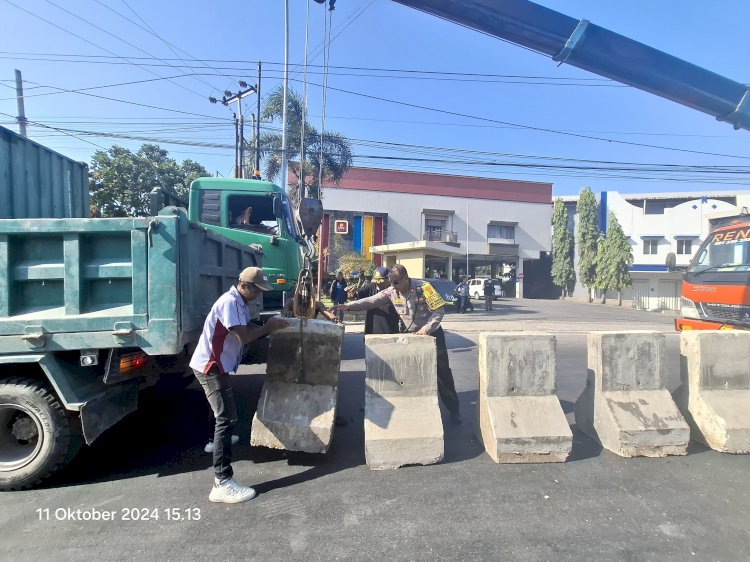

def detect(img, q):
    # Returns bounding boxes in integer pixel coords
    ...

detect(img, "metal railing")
[423,230,458,243]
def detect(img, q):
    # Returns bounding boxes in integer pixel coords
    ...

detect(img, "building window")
[643,239,659,255]
[488,224,515,240]
[424,218,446,242]
[677,239,692,255]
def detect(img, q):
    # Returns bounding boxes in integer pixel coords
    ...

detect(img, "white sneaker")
[204,435,239,453]
[209,478,256,504]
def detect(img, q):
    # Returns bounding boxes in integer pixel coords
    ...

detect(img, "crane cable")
[317,2,333,192]
[299,0,311,200]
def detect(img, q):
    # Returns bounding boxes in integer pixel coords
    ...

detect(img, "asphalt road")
[1,299,748,561]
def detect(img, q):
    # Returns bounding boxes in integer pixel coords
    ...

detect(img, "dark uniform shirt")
[355,282,400,335]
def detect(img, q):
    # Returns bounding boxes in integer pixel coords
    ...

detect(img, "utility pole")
[255,61,262,178]
[15,69,27,137]
[210,83,257,179]
[233,114,239,177]
[280,0,290,194]
[466,202,470,277]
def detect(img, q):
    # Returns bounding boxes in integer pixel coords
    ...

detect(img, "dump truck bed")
[0,207,263,355]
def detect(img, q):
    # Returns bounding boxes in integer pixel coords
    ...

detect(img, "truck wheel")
[0,377,82,491]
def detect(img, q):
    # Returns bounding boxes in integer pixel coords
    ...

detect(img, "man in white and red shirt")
[190,266,288,504]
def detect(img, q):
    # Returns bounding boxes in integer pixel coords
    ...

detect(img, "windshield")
[281,196,300,241]
[688,226,750,273]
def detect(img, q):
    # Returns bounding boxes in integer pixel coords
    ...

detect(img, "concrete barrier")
[251,318,344,454]
[478,333,572,463]
[574,331,689,457]
[674,331,750,453]
[364,334,444,470]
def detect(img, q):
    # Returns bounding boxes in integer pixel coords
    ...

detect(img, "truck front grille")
[699,303,750,325]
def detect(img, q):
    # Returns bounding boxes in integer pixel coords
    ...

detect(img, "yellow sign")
[421,282,445,311]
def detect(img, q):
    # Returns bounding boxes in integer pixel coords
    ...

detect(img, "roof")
[323,167,551,204]
[559,190,750,203]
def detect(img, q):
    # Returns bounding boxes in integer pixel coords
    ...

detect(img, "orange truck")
[675,212,750,331]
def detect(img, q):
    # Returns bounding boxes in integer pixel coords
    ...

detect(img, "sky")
[2,0,750,198]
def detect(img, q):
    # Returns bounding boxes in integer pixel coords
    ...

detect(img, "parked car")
[417,278,458,310]
[468,278,504,300]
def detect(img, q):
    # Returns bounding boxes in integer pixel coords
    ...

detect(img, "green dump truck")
[1,125,89,220]
[0,207,263,490]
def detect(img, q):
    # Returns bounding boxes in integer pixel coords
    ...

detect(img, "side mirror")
[665,252,676,271]
[272,195,282,217]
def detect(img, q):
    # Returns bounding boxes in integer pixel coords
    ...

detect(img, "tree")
[336,251,375,280]
[551,197,576,298]
[593,212,633,305]
[576,186,599,303]
[90,144,209,217]
[257,86,353,204]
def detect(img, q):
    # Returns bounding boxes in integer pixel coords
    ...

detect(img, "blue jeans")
[333,298,346,321]
[195,367,237,481]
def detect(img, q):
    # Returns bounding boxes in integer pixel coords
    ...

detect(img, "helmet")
[372,266,388,281]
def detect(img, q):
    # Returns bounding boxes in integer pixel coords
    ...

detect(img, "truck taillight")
[680,297,700,319]
[119,352,150,375]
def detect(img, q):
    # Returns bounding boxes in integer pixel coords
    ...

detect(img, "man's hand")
[266,316,289,333]
[281,300,295,317]
[415,327,429,336]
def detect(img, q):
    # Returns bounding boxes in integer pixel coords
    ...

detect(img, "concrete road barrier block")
[574,331,689,457]
[478,333,572,463]
[251,318,344,454]
[364,334,444,470]
[674,331,750,453]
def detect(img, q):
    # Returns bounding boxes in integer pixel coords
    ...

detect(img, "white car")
[468,278,504,300]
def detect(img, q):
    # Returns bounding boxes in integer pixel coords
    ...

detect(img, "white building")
[318,167,552,296]
[563,190,750,310]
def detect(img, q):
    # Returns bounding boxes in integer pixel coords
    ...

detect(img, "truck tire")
[472,291,480,300]
[0,377,83,491]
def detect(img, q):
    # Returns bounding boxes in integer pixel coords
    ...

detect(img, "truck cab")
[676,217,750,330]
[187,178,304,307]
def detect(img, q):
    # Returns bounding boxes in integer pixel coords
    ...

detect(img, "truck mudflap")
[0,353,144,445]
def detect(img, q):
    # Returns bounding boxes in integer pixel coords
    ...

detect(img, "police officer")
[346,266,400,335]
[333,264,462,424]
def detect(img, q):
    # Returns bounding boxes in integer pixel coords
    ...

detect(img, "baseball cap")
[239,267,272,291]
[372,266,388,281]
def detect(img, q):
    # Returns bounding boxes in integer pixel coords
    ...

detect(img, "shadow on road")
[41,364,485,491]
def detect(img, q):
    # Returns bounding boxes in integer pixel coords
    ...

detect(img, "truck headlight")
[680,297,700,319]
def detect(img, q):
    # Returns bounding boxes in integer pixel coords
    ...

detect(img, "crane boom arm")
[392,0,750,131]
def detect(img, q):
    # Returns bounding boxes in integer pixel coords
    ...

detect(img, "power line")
[17,119,750,184]
[111,0,245,95]
[0,111,109,150]
[1,79,228,119]
[289,77,750,161]
[0,51,615,82]
[2,0,215,104]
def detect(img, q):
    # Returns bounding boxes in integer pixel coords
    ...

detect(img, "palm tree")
[255,86,353,204]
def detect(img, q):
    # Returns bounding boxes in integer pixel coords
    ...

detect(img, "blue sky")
[1,0,749,197]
